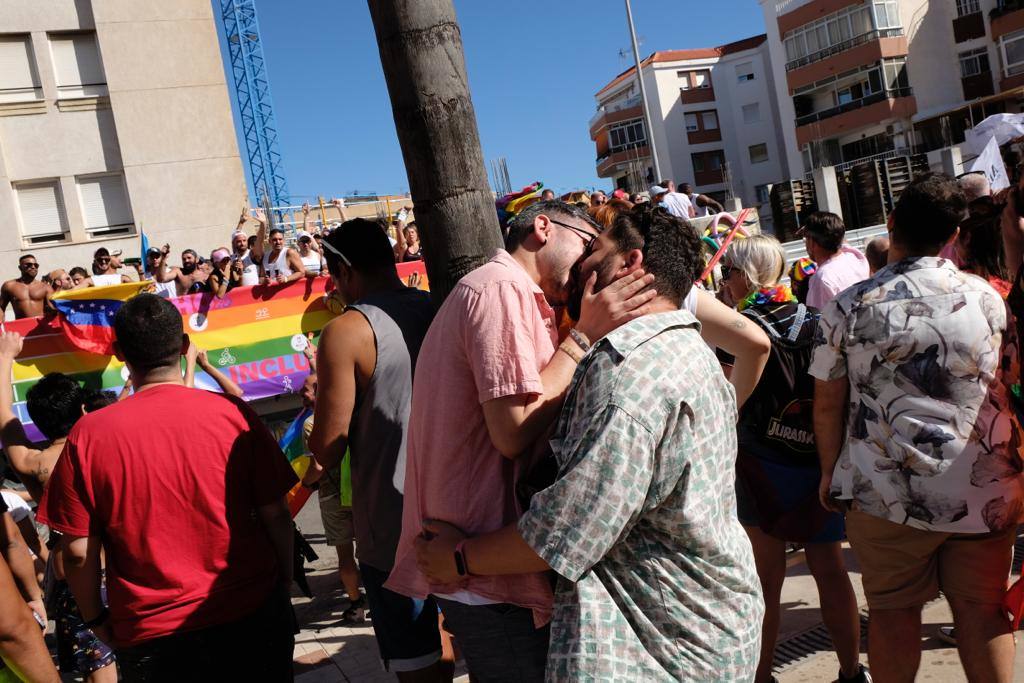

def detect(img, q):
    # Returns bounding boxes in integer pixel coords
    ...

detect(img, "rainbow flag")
[281,407,314,517]
[50,281,153,355]
[9,264,429,443]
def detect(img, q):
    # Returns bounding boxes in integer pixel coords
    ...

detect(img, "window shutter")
[79,174,132,231]
[51,33,105,91]
[0,36,39,96]
[16,182,68,238]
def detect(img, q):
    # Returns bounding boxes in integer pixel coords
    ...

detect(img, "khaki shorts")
[845,509,1016,610]
[318,492,354,546]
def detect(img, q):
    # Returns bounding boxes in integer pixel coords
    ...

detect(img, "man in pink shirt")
[800,212,869,310]
[386,201,655,680]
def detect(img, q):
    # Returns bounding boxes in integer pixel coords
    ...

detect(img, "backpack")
[738,302,820,465]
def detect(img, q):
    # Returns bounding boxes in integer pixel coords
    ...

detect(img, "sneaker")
[936,626,957,646]
[836,664,872,683]
[340,595,367,625]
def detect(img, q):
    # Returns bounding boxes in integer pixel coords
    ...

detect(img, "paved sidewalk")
[291,495,1024,681]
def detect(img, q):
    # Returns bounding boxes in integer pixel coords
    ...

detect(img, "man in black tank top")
[308,219,446,681]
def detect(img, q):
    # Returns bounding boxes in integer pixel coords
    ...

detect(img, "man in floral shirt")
[812,173,1023,683]
[413,207,764,681]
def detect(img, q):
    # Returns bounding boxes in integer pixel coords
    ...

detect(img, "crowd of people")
[2,167,1024,683]
[0,198,427,321]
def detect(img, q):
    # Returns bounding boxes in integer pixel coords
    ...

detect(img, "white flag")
[969,136,1010,192]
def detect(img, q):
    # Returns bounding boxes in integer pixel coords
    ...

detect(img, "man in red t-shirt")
[38,294,298,681]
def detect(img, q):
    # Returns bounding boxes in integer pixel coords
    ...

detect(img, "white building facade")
[589,35,790,223]
[0,0,246,280]
[760,0,1024,176]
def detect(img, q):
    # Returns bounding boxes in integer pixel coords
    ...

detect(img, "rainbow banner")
[9,262,429,443]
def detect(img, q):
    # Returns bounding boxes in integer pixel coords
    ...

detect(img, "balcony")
[786,33,908,91]
[991,0,1024,39]
[693,168,724,186]
[680,86,715,105]
[962,72,996,100]
[785,28,903,71]
[687,128,722,144]
[588,95,643,136]
[795,89,916,146]
[953,11,986,42]
[596,142,650,177]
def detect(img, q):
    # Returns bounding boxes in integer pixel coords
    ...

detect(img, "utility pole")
[625,0,662,184]
[367,0,503,304]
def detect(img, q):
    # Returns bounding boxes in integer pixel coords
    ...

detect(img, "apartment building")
[588,36,789,220]
[0,0,246,278]
[760,0,1024,174]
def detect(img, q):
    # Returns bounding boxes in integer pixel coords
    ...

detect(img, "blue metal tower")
[218,0,290,208]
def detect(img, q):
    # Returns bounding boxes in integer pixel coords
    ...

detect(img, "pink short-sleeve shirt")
[386,250,558,624]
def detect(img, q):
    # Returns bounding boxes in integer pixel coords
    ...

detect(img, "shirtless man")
[1,255,49,318]
[46,269,73,293]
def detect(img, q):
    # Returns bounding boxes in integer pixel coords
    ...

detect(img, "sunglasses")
[549,219,600,255]
[720,263,735,279]
[320,238,352,267]
[20,262,38,268]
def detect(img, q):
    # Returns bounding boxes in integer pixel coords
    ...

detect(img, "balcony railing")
[588,94,643,129]
[785,28,904,72]
[795,87,912,127]
[992,0,1024,19]
[596,140,648,164]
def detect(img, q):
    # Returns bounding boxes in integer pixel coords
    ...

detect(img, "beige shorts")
[845,509,1016,610]
[318,493,354,546]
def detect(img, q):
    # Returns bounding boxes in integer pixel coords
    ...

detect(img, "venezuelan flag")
[50,281,153,355]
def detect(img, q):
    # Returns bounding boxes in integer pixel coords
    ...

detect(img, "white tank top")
[300,253,322,275]
[91,273,121,287]
[262,249,292,279]
[237,251,259,286]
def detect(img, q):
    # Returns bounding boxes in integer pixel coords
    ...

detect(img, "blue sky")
[223,0,766,202]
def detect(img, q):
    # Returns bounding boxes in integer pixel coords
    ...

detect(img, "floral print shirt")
[517,310,763,682]
[809,257,1024,533]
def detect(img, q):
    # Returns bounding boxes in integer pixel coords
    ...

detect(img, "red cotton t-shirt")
[38,383,298,646]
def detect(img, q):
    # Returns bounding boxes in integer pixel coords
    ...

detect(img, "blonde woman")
[721,235,868,683]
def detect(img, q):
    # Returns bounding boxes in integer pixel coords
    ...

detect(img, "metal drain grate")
[772,612,868,673]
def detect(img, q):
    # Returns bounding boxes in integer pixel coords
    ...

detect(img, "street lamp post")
[624,0,662,184]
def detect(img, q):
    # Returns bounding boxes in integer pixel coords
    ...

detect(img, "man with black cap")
[799,212,868,309]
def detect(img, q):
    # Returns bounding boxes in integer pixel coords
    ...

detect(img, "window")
[608,118,646,149]
[685,113,699,132]
[701,111,719,130]
[0,35,41,103]
[1002,30,1024,77]
[749,143,769,164]
[883,57,909,90]
[708,151,724,170]
[736,62,755,82]
[783,3,879,64]
[956,0,980,16]
[692,154,705,173]
[742,103,760,124]
[959,48,990,78]
[14,180,69,244]
[49,32,106,98]
[872,0,900,29]
[680,69,711,90]
[755,184,772,205]
[77,173,133,236]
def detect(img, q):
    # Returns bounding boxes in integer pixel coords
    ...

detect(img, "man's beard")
[566,255,618,321]
[181,262,197,275]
